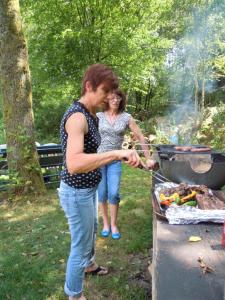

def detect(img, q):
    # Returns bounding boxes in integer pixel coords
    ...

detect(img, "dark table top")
[152,215,225,300]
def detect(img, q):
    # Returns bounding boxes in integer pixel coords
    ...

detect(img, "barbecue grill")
[155,144,225,190]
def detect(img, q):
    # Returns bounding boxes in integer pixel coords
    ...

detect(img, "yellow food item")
[189,236,202,242]
[160,192,180,203]
[180,191,197,204]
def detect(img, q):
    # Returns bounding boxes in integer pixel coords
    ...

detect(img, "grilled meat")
[190,147,211,152]
[174,146,211,152]
[174,146,192,151]
[196,194,225,210]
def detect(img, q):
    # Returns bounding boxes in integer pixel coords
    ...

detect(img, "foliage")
[166,1,225,113]
[0,120,5,145]
[19,0,191,142]
[0,0,224,145]
[196,103,225,149]
[0,164,152,299]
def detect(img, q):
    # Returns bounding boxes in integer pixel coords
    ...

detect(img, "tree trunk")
[135,91,142,112]
[194,75,199,114]
[144,79,151,110]
[0,0,46,195]
[201,77,205,112]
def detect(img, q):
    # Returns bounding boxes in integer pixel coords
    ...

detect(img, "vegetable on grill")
[160,192,180,206]
[160,200,171,206]
[180,191,197,204]
[183,200,197,206]
[159,190,198,207]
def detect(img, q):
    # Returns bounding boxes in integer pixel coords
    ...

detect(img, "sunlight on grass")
[131,208,146,217]
[4,207,57,222]
[0,164,153,300]
[96,237,108,248]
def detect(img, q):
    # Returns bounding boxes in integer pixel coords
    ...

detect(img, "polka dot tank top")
[60,101,102,188]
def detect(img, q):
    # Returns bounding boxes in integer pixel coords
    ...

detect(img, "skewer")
[134,143,158,146]
[151,174,167,183]
[151,170,172,183]
[135,149,154,152]
[129,147,213,156]
[127,143,158,147]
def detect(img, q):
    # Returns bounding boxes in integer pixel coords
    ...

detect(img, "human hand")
[116,149,141,168]
[145,159,159,171]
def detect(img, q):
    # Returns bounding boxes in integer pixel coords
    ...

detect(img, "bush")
[196,103,225,150]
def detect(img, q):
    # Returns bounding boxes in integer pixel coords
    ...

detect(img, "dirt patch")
[127,249,152,299]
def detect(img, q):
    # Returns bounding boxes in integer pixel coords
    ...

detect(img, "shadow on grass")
[0,198,68,300]
[0,200,152,299]
[0,164,153,300]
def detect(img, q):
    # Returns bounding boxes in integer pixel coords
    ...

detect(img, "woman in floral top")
[97,89,156,240]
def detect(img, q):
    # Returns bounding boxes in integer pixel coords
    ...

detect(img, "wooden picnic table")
[151,200,225,300]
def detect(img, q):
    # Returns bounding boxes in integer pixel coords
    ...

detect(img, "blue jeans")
[58,181,98,298]
[98,161,122,205]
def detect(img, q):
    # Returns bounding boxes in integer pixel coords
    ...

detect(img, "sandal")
[101,228,110,238]
[85,265,108,276]
[112,232,121,240]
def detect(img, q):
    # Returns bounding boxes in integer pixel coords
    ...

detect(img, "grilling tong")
[123,155,171,183]
[137,163,172,183]
[126,143,213,173]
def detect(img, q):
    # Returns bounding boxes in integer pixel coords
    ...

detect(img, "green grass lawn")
[0,164,153,300]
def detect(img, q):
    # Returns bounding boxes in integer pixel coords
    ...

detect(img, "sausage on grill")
[190,147,211,152]
[174,146,211,152]
[174,146,192,151]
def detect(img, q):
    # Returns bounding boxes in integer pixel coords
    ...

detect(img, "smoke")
[164,1,225,143]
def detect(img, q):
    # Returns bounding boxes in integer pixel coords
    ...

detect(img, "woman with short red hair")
[58,64,142,300]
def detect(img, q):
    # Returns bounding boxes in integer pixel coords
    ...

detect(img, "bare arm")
[129,117,157,169]
[65,113,141,174]
[128,117,151,159]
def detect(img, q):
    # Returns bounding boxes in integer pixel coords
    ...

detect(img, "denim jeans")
[98,160,122,205]
[58,180,98,298]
